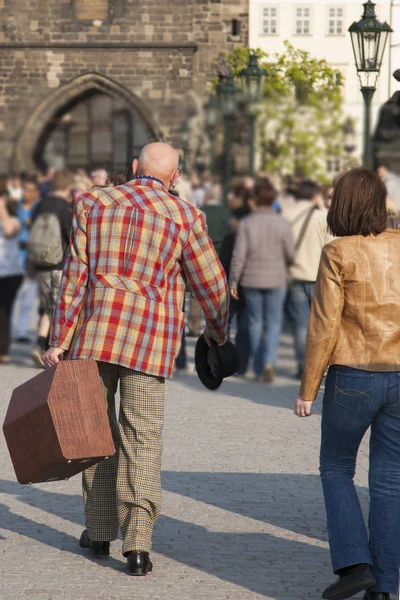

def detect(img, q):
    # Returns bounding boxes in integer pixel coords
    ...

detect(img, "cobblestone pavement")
[0,336,370,600]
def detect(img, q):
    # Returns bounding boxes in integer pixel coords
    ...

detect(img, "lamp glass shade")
[204,95,220,129]
[349,1,392,88]
[220,75,238,117]
[239,53,265,104]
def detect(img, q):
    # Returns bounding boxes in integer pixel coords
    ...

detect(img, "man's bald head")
[133,142,180,189]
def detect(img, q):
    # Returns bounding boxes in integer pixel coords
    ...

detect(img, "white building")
[249,0,400,173]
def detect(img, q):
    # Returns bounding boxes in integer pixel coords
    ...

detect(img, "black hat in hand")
[195,335,239,390]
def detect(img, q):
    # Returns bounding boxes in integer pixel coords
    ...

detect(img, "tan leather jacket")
[300,230,400,402]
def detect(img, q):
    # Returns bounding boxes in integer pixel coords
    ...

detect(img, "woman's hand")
[230,287,239,301]
[294,397,313,418]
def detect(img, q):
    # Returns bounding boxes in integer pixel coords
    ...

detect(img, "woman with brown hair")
[0,176,23,364]
[295,167,400,600]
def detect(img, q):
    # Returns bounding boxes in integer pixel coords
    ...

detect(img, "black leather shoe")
[364,593,391,600]
[323,564,376,600]
[79,529,110,559]
[126,551,153,576]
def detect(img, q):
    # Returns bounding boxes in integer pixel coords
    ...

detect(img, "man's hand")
[43,347,65,368]
[203,328,212,347]
[294,397,313,418]
[230,287,239,301]
[203,328,227,347]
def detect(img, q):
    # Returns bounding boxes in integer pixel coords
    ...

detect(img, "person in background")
[169,186,188,373]
[387,196,400,229]
[230,178,294,383]
[7,174,23,203]
[320,183,334,211]
[228,181,248,211]
[174,174,192,205]
[201,183,231,256]
[108,171,129,186]
[30,170,74,367]
[187,183,230,338]
[39,166,56,199]
[295,167,400,600]
[220,204,252,376]
[0,177,23,364]
[277,175,297,213]
[190,174,206,207]
[72,169,93,202]
[283,180,332,379]
[11,176,40,343]
[91,169,109,188]
[377,163,400,212]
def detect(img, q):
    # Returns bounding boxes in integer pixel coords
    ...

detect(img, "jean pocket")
[334,371,373,410]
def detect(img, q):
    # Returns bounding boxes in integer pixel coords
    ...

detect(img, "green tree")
[215,42,348,181]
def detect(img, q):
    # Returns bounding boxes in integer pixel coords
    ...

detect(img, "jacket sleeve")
[182,212,229,345]
[50,198,89,350]
[300,242,344,402]
[229,220,247,289]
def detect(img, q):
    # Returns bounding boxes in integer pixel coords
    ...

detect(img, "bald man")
[44,143,229,575]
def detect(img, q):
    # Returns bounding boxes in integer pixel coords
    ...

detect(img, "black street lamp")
[179,122,190,175]
[204,94,220,176]
[349,1,392,168]
[239,52,266,176]
[220,74,238,200]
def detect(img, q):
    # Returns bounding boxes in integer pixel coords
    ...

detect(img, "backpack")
[28,213,64,267]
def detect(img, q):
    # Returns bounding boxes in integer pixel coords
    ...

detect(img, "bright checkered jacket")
[51,177,229,378]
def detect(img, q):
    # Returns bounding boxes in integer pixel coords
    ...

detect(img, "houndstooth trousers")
[82,361,165,555]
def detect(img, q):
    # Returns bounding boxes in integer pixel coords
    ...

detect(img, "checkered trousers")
[82,361,165,555]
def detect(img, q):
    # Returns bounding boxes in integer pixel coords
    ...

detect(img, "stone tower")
[0,0,248,173]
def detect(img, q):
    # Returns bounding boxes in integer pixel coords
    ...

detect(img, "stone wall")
[0,0,248,172]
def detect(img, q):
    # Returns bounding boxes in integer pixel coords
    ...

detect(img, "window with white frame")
[261,5,278,35]
[295,6,312,35]
[327,6,344,35]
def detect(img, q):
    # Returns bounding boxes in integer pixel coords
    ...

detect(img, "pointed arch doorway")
[14,74,162,173]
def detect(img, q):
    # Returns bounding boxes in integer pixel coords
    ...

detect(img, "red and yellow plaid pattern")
[51,177,229,378]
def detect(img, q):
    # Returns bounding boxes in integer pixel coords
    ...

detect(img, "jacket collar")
[128,176,166,190]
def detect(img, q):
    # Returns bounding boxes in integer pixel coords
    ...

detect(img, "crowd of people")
[3,145,400,597]
[1,162,400,381]
[0,167,126,366]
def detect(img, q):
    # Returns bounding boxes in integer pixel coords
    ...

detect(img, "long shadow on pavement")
[0,473,368,597]
[173,370,323,413]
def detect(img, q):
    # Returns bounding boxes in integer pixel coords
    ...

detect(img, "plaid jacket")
[51,177,229,378]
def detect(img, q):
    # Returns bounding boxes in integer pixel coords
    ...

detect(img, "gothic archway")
[13,73,163,172]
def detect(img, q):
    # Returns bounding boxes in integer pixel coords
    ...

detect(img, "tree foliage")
[216,42,348,181]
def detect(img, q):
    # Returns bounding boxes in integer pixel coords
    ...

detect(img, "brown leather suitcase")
[3,359,116,484]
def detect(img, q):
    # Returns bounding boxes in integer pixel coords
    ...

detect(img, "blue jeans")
[242,287,286,376]
[320,366,400,595]
[285,281,315,370]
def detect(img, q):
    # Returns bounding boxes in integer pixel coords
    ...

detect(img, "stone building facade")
[0,0,248,173]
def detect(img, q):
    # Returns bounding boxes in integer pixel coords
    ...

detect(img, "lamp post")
[349,1,392,168]
[179,122,190,175]
[204,94,220,176]
[239,52,266,177]
[220,74,238,200]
